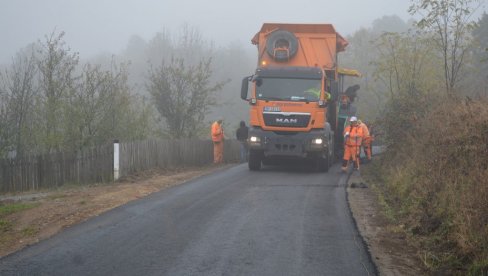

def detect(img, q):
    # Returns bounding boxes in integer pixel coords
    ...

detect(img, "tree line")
[341,1,487,121]
[0,26,256,158]
[0,32,151,157]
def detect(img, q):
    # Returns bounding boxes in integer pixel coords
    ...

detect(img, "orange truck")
[240,23,351,171]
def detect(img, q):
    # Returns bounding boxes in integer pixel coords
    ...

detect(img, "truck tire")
[324,153,330,172]
[328,134,335,167]
[313,157,327,172]
[322,153,330,172]
[266,30,298,62]
[313,153,329,172]
[248,150,262,171]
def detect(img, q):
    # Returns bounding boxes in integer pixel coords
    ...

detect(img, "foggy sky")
[0,0,442,63]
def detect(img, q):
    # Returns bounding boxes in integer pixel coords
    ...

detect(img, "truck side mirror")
[241,76,250,100]
[330,81,339,101]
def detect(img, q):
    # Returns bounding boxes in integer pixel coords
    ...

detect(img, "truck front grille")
[263,112,310,128]
[275,144,297,151]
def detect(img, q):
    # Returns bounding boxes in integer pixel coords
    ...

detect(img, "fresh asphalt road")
[0,163,377,276]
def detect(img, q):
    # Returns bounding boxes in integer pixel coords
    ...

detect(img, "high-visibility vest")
[343,125,364,146]
[211,122,224,142]
[359,122,370,137]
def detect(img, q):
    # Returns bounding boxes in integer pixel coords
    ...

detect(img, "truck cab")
[241,66,334,171]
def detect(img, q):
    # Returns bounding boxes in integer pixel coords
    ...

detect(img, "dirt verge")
[347,168,426,275]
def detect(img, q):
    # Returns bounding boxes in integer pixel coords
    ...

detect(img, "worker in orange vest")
[342,116,364,172]
[211,119,225,164]
[358,119,372,162]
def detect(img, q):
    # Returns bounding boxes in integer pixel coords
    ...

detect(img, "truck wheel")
[328,150,334,169]
[266,30,298,62]
[322,154,330,172]
[248,150,262,171]
[328,136,335,167]
[314,154,329,172]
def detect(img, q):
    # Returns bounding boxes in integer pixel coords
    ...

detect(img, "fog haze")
[1,0,413,63]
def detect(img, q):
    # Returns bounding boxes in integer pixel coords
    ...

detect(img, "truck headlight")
[249,136,261,143]
[312,138,323,145]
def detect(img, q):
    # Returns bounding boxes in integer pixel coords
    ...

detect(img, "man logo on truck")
[276,118,298,124]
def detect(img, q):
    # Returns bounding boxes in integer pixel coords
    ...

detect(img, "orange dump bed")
[252,23,348,69]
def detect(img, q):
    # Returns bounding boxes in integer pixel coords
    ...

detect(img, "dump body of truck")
[251,23,348,68]
[241,23,349,171]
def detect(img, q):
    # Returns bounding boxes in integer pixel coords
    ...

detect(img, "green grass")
[21,226,39,237]
[0,202,39,217]
[0,219,12,233]
[469,259,488,276]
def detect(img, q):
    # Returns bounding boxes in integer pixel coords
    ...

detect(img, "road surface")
[0,163,376,276]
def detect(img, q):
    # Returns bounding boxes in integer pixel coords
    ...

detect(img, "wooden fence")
[119,139,240,177]
[0,139,240,193]
[0,144,113,193]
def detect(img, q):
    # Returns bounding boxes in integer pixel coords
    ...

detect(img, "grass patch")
[469,259,488,276]
[375,97,488,274]
[0,219,12,233]
[21,226,39,237]
[0,202,39,217]
[376,191,397,222]
[362,162,397,222]
[47,193,68,200]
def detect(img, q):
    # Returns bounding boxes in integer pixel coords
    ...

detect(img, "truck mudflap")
[248,127,331,158]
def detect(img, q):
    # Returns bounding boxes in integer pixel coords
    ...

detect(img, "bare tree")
[0,47,38,157]
[470,12,488,96]
[373,31,439,97]
[372,30,443,150]
[409,0,481,93]
[0,79,11,156]
[36,31,79,152]
[65,62,114,150]
[66,60,152,150]
[147,57,226,138]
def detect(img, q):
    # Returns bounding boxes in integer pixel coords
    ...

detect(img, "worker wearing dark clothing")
[345,84,360,103]
[236,121,249,163]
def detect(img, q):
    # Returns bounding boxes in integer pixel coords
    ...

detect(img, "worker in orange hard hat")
[211,119,225,164]
[342,116,365,172]
[358,119,372,162]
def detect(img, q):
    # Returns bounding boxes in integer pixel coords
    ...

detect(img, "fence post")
[114,139,120,181]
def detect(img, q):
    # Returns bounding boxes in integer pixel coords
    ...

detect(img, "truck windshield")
[255,78,321,102]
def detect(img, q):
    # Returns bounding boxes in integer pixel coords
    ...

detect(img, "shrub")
[377,95,488,273]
